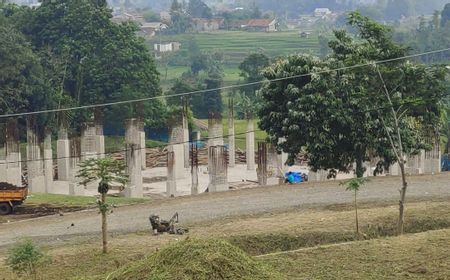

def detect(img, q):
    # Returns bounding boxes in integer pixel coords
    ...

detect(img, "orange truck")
[0,182,28,215]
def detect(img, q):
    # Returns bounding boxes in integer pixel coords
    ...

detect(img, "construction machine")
[149,212,188,235]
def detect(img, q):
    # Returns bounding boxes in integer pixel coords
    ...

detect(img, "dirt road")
[0,173,449,247]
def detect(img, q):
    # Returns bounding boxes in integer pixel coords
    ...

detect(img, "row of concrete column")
[0,113,263,199]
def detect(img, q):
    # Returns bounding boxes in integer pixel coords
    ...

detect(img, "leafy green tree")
[143,9,161,22]
[77,157,128,254]
[187,0,212,19]
[441,3,450,27]
[341,178,368,234]
[239,53,270,99]
[7,240,49,280]
[5,0,163,129]
[258,12,447,234]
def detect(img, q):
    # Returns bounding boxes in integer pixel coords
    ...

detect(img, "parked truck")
[0,182,28,215]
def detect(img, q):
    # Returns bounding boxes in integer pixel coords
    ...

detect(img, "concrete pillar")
[182,98,190,169]
[5,119,22,187]
[124,119,143,198]
[0,145,6,182]
[95,123,105,159]
[166,150,177,197]
[57,128,71,181]
[389,162,400,176]
[266,144,280,185]
[81,123,97,160]
[257,142,268,186]
[27,119,45,193]
[276,138,289,184]
[169,125,185,179]
[191,143,199,195]
[208,113,223,147]
[246,118,255,170]
[69,137,84,196]
[43,132,54,193]
[208,145,228,192]
[228,98,235,168]
[140,124,146,170]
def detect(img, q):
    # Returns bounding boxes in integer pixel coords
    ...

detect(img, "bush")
[6,240,49,280]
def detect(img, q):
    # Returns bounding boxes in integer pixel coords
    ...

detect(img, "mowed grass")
[2,200,450,279]
[261,229,450,280]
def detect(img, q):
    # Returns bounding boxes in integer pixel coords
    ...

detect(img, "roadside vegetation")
[1,199,450,279]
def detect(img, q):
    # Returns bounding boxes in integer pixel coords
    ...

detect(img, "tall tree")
[7,0,163,129]
[441,3,450,27]
[258,12,447,234]
[187,0,212,19]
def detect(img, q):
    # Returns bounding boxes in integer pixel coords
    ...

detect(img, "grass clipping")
[106,238,284,280]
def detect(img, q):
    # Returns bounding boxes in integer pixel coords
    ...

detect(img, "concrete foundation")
[246,119,255,170]
[208,145,229,192]
[95,123,105,159]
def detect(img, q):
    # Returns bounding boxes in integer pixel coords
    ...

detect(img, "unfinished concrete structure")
[81,122,98,160]
[246,117,255,170]
[43,131,54,193]
[257,143,280,186]
[123,119,143,197]
[182,97,190,169]
[169,123,186,180]
[4,120,22,187]
[166,150,177,196]
[191,142,199,195]
[208,145,229,192]
[57,126,71,181]
[26,118,45,193]
[228,98,236,168]
[139,120,146,170]
[208,112,224,147]
[69,137,84,196]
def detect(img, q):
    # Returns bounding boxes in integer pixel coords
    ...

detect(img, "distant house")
[314,8,332,18]
[112,13,145,24]
[192,18,225,32]
[154,42,181,58]
[244,19,278,32]
[140,22,167,38]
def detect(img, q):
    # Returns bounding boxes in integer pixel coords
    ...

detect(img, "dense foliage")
[0,0,164,132]
[258,12,447,177]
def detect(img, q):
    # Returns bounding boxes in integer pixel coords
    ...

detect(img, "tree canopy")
[258,12,447,177]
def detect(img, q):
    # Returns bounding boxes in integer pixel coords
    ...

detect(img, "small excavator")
[149,212,188,235]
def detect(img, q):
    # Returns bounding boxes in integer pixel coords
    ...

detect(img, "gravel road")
[0,173,449,247]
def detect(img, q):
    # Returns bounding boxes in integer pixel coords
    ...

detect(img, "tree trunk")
[397,161,408,235]
[354,190,359,235]
[101,192,108,254]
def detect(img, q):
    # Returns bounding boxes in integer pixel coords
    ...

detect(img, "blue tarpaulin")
[285,172,303,184]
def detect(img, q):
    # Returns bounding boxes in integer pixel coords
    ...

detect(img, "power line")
[0,47,449,119]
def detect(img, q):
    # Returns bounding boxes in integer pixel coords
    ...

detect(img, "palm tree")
[77,157,128,253]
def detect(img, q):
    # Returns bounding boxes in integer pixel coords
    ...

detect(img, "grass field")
[152,30,321,88]
[2,199,450,279]
[25,193,148,207]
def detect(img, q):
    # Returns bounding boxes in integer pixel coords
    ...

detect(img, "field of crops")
[151,30,321,87]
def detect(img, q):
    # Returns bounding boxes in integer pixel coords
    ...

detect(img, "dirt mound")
[106,238,284,280]
[0,182,24,190]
